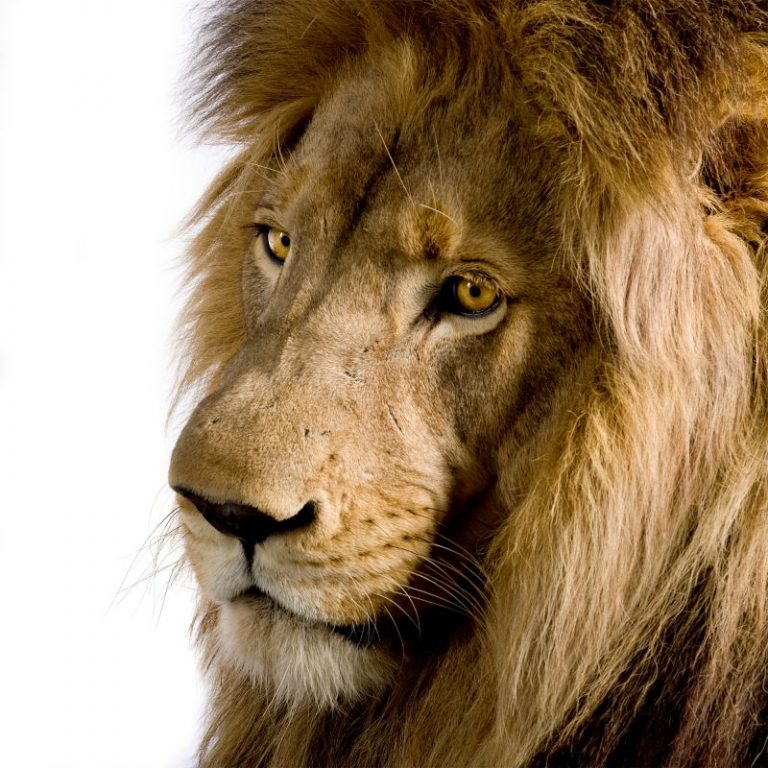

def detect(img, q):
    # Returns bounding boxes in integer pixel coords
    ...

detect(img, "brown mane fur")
[177,2,768,765]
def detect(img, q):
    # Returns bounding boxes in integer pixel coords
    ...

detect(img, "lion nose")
[172,486,316,544]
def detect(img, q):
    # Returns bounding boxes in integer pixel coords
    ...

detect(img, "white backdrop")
[0,2,227,765]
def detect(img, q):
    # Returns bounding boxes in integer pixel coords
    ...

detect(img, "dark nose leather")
[172,486,316,544]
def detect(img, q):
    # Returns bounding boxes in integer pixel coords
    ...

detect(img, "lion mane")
[174,1,768,766]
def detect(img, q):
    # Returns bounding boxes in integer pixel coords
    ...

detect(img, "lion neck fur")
[178,2,768,766]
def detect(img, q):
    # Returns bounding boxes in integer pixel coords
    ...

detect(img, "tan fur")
[170,2,768,766]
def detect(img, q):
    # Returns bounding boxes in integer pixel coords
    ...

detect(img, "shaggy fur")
[172,1,768,766]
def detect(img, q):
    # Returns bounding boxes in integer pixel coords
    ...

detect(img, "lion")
[168,1,768,766]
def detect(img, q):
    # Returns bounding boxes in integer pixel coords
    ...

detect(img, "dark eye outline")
[435,275,503,318]
[256,225,291,265]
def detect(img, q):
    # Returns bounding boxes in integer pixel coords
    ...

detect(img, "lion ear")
[509,1,768,185]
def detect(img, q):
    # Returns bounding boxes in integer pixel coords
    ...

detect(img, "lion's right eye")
[262,227,292,264]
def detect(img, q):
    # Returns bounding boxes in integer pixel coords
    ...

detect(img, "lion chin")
[170,1,768,767]
[216,595,395,708]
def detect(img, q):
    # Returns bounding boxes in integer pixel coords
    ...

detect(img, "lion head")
[169,2,768,766]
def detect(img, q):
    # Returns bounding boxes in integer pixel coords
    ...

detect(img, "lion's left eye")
[263,227,292,263]
[441,275,501,316]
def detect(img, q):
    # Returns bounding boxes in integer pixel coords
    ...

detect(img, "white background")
[0,2,227,765]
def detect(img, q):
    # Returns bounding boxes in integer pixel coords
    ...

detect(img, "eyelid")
[448,269,498,292]
[251,204,284,229]
[442,268,503,302]
[252,216,281,232]
[440,254,495,277]
[444,252,522,297]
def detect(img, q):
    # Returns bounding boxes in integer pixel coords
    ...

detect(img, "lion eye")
[448,276,501,315]
[264,227,291,263]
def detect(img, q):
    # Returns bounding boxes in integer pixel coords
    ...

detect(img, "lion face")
[169,62,589,705]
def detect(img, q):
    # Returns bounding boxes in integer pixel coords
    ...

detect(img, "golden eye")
[452,277,500,315]
[264,227,291,263]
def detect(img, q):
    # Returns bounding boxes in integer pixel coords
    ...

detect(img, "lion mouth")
[234,585,383,648]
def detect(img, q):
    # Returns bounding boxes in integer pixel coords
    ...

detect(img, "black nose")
[172,486,316,544]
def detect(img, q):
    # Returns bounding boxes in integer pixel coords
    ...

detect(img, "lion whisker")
[376,541,486,618]
[113,559,182,597]
[374,121,415,208]
[403,555,488,618]
[432,123,445,189]
[418,203,460,229]
[109,505,185,613]
[398,580,479,619]
[374,580,423,639]
[416,534,488,576]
